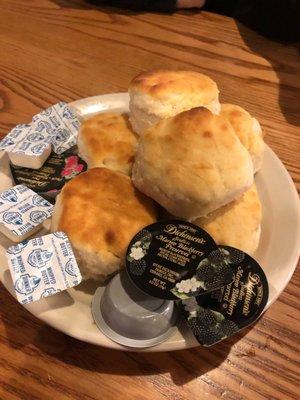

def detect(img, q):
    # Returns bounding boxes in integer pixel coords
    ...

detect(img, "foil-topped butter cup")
[92,271,179,348]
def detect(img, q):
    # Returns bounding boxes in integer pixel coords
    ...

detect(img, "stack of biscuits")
[52,70,265,281]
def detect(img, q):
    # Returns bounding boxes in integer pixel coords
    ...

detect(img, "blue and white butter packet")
[0,124,32,151]
[0,123,52,170]
[0,185,53,242]
[32,102,80,155]
[0,102,80,169]
[6,232,82,304]
[6,124,51,169]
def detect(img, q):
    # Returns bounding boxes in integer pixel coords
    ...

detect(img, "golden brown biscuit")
[78,113,137,175]
[129,70,220,135]
[221,104,264,172]
[195,184,262,255]
[132,107,253,220]
[51,168,156,280]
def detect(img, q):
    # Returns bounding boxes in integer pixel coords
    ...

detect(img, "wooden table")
[0,1,299,399]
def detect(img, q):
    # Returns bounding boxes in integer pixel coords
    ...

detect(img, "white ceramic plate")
[0,93,299,352]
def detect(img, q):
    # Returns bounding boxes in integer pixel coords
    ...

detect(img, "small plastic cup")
[92,271,179,348]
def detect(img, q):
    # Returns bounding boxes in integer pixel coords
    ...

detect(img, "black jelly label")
[181,246,269,346]
[10,149,87,193]
[126,221,234,300]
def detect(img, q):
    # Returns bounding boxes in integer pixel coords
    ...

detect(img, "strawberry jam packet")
[10,149,87,203]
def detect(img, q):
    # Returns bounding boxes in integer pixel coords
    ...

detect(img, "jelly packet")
[126,220,234,300]
[10,149,87,203]
[180,246,269,346]
[125,223,269,348]
[0,185,53,242]
[6,232,82,304]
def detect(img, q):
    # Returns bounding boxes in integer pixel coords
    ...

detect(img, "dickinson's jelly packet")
[126,220,234,300]
[6,232,82,304]
[125,223,269,347]
[180,246,269,346]
[0,102,81,168]
[0,185,53,242]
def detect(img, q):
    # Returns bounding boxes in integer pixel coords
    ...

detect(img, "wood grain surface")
[0,1,299,399]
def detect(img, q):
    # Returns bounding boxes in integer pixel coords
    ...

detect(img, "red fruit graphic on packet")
[61,156,85,179]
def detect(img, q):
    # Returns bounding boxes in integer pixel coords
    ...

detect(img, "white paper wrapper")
[0,185,53,241]
[32,102,80,154]
[0,102,81,158]
[6,232,82,304]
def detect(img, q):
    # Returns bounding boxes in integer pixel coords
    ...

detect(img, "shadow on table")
[51,0,300,127]
[33,331,249,386]
[50,0,203,16]
[51,0,137,14]
[51,0,94,10]
[236,22,300,127]
[0,282,253,386]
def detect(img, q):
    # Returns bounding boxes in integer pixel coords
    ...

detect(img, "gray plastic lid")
[92,271,179,348]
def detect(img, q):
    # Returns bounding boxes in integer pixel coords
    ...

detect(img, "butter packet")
[0,102,81,168]
[0,124,32,151]
[180,246,269,346]
[0,124,51,169]
[32,102,80,154]
[0,185,53,242]
[6,232,82,304]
